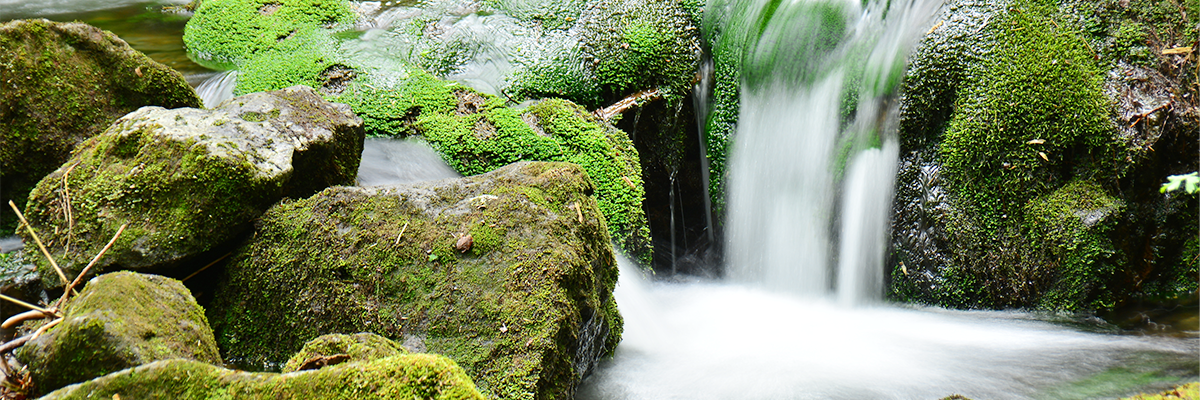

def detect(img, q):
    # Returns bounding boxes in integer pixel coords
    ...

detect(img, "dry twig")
[7,201,70,287]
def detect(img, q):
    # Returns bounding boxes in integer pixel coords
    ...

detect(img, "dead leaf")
[297,354,351,371]
[1163,46,1193,55]
[1026,139,1045,145]
[1038,152,1049,161]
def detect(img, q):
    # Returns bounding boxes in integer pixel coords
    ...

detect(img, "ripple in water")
[356,137,460,186]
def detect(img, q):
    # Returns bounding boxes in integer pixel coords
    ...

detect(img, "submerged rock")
[208,161,622,399]
[890,0,1198,311]
[0,19,202,233]
[17,272,221,395]
[41,356,484,399]
[20,85,364,285]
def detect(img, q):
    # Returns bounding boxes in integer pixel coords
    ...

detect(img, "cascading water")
[578,0,1199,398]
[195,70,239,108]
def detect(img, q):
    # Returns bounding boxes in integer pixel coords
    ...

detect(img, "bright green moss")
[183,0,356,66]
[234,29,345,95]
[938,0,1123,232]
[1025,179,1123,310]
[581,0,700,102]
[332,69,461,137]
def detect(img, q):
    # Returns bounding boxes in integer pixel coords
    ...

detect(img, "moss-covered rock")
[1119,382,1200,400]
[889,0,1198,311]
[282,333,408,373]
[208,161,622,399]
[42,356,484,399]
[0,19,202,234]
[182,0,356,67]
[16,272,220,396]
[20,85,364,286]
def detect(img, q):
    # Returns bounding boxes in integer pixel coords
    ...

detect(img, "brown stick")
[594,88,663,122]
[1,310,51,330]
[0,335,30,355]
[55,223,127,309]
[182,252,232,282]
[0,294,53,316]
[7,201,70,286]
[62,164,76,254]
[29,318,61,341]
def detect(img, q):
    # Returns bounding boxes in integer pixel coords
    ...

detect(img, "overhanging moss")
[183,0,356,66]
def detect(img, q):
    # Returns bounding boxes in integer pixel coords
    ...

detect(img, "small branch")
[593,88,663,122]
[394,222,409,246]
[0,294,53,316]
[1129,102,1171,128]
[0,336,30,355]
[55,224,127,309]
[1,310,52,330]
[29,318,61,341]
[7,201,70,287]
[182,252,232,282]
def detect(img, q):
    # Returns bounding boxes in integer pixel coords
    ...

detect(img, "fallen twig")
[182,252,232,282]
[0,337,30,356]
[0,295,53,317]
[1,310,52,330]
[394,222,409,246]
[29,318,61,341]
[54,224,127,309]
[593,88,663,122]
[7,201,70,287]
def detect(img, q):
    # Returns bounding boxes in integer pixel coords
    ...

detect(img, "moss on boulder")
[0,19,201,233]
[42,356,484,399]
[889,0,1198,311]
[20,85,364,285]
[17,272,221,396]
[282,333,409,373]
[208,161,622,399]
[182,0,356,67]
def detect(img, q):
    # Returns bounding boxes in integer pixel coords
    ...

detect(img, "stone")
[16,272,221,396]
[41,356,484,400]
[0,19,202,233]
[208,161,622,399]
[19,85,364,285]
[282,333,408,373]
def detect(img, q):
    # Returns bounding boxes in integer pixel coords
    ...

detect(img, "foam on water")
[356,137,460,186]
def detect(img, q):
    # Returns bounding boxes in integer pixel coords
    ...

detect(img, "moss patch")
[208,162,622,399]
[183,0,355,66]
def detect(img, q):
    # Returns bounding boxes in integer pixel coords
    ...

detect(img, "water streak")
[356,137,460,186]
[195,70,238,108]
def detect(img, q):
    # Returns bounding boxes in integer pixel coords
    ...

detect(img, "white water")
[195,70,238,109]
[356,137,460,186]
[578,258,1197,399]
[578,0,1198,398]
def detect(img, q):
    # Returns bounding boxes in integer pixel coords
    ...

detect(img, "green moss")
[939,0,1123,233]
[183,0,356,66]
[281,333,408,373]
[43,356,484,400]
[208,162,620,399]
[234,29,345,95]
[1025,179,1123,310]
[17,272,221,396]
[0,19,200,234]
[581,0,699,102]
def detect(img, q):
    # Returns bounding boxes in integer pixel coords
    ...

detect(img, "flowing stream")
[3,0,1197,398]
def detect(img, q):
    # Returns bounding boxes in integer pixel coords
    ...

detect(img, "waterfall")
[195,70,239,109]
[726,0,939,304]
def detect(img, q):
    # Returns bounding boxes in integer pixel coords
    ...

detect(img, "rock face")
[282,333,409,373]
[208,161,622,399]
[17,272,221,395]
[0,19,202,233]
[20,85,364,286]
[41,356,485,400]
[889,0,1198,311]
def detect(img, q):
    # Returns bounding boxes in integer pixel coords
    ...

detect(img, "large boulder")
[19,85,364,286]
[0,19,202,233]
[41,356,484,399]
[208,161,622,399]
[17,272,221,396]
[889,0,1198,311]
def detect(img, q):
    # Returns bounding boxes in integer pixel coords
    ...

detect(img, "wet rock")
[41,356,484,399]
[282,333,408,373]
[183,0,356,68]
[890,0,1198,311]
[17,272,221,396]
[208,161,622,399]
[0,19,202,233]
[20,85,364,285]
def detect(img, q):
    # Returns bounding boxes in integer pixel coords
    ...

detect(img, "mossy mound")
[42,356,484,400]
[182,0,356,67]
[20,86,364,285]
[282,333,408,373]
[208,162,622,399]
[0,19,201,234]
[890,0,1198,311]
[17,272,221,396]
[1120,382,1200,400]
